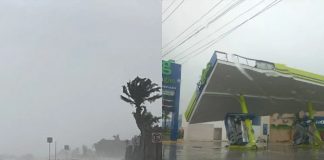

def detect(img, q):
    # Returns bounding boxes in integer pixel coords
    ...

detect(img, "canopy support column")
[307,102,323,146]
[239,95,256,147]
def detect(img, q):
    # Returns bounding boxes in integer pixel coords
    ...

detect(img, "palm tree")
[120,76,162,159]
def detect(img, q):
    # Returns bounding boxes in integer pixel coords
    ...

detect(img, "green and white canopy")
[185,53,324,124]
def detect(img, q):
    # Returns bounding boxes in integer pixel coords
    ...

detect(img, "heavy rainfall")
[0,0,161,160]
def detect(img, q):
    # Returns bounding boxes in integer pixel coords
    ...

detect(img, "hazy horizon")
[0,0,161,157]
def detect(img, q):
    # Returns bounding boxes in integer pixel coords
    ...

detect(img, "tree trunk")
[142,130,146,160]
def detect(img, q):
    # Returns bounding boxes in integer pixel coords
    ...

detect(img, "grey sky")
[0,0,161,157]
[162,0,324,114]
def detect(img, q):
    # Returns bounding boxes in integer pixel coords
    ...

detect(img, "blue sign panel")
[162,60,181,141]
[210,52,218,66]
[196,53,217,96]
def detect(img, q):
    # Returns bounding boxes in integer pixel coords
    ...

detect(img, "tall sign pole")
[64,145,70,160]
[55,141,57,160]
[49,143,50,160]
[47,137,53,160]
[162,60,181,141]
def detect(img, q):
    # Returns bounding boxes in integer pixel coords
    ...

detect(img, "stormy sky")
[0,0,161,157]
[162,0,324,114]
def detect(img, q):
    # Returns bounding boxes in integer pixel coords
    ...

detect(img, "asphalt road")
[162,141,324,160]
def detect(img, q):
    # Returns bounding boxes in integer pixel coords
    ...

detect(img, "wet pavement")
[162,141,324,160]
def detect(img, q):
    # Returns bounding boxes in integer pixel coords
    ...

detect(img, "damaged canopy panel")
[186,52,324,124]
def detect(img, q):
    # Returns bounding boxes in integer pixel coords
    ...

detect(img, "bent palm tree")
[121,76,161,135]
[121,77,162,160]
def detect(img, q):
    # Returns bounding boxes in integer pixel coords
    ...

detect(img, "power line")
[163,0,238,56]
[171,0,266,60]
[162,0,246,57]
[206,0,246,27]
[179,0,282,64]
[163,0,242,57]
[162,0,225,50]
[162,0,178,15]
[162,0,185,23]
[178,0,283,64]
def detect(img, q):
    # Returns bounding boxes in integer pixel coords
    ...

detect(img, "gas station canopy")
[185,52,324,124]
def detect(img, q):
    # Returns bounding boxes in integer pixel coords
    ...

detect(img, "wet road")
[162,141,324,160]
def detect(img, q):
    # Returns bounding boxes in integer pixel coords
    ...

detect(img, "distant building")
[93,138,127,158]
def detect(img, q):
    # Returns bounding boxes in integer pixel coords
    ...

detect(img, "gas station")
[163,51,324,150]
[162,51,324,160]
[181,51,324,149]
